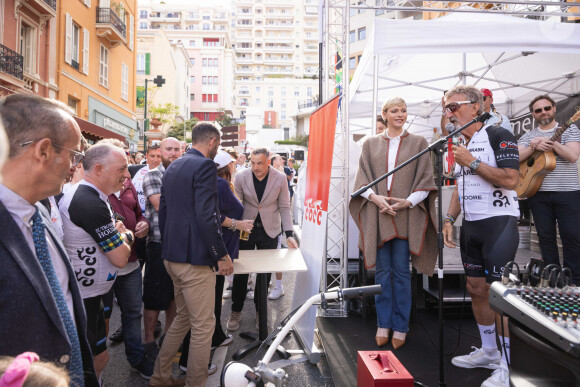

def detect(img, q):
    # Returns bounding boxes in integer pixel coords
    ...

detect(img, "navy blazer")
[159,148,228,267]
[0,201,98,386]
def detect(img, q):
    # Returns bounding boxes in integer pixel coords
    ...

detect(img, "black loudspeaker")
[509,320,580,386]
[293,150,305,161]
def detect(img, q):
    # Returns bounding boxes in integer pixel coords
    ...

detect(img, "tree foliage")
[167,118,199,141]
[215,108,236,127]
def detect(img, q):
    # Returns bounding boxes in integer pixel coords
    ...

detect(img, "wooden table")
[232,248,307,360]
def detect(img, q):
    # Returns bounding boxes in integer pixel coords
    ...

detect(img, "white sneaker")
[481,363,509,387]
[451,347,501,370]
[268,286,285,300]
[223,286,232,299]
[246,290,254,300]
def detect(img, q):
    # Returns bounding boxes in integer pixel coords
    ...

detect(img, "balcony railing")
[0,44,24,80]
[298,100,318,110]
[42,0,56,10]
[96,7,127,39]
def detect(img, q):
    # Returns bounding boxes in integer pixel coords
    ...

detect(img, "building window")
[190,93,195,101]
[68,96,78,115]
[349,30,355,43]
[190,57,195,65]
[136,53,145,75]
[281,87,286,97]
[121,63,129,101]
[256,98,260,105]
[189,40,195,47]
[268,100,273,108]
[140,10,147,19]
[268,87,273,96]
[349,57,356,69]
[202,15,210,20]
[358,27,366,40]
[294,87,299,97]
[204,113,210,120]
[203,23,210,30]
[213,58,218,67]
[281,111,286,120]
[20,23,36,74]
[214,94,218,103]
[202,76,207,84]
[256,86,260,92]
[307,87,312,97]
[190,76,195,83]
[202,94,207,102]
[213,76,218,84]
[202,58,207,66]
[139,22,147,29]
[281,100,286,108]
[71,23,80,70]
[99,45,109,88]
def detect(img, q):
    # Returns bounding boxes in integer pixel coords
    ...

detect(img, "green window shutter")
[145,53,150,75]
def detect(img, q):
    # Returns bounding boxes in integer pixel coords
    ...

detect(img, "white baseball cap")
[214,150,236,169]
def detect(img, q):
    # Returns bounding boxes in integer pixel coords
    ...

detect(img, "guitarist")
[517,95,580,286]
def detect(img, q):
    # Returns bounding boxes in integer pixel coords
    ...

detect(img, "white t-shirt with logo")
[454,125,520,221]
[59,181,123,298]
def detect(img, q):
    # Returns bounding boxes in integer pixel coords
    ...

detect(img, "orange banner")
[305,95,340,213]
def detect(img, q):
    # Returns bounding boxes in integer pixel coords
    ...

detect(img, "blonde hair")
[0,356,70,387]
[381,97,406,113]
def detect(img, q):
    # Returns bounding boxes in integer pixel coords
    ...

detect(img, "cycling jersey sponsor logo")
[463,195,483,200]
[499,141,518,150]
[464,263,483,270]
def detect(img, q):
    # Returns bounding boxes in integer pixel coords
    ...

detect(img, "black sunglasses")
[533,105,553,114]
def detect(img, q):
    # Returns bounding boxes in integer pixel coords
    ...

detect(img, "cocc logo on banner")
[304,198,323,225]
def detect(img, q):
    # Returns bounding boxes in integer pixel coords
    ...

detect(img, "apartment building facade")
[0,0,58,97]
[57,0,139,148]
[135,29,191,145]
[232,0,319,135]
[137,2,234,123]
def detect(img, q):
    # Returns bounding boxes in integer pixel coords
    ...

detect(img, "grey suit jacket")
[234,166,293,239]
[0,201,98,386]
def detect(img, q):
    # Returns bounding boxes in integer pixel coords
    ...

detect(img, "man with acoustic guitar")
[517,95,580,286]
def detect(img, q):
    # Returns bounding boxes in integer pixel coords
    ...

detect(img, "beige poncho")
[349,132,438,276]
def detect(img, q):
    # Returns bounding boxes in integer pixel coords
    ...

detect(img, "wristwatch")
[124,232,134,245]
[470,159,481,172]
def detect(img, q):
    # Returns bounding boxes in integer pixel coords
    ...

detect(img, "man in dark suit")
[0,93,98,386]
[149,122,233,387]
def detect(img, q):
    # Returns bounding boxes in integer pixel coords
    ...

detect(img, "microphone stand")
[351,112,490,387]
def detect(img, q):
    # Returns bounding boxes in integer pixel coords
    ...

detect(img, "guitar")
[516,110,580,199]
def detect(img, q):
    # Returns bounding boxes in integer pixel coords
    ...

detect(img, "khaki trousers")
[150,261,216,387]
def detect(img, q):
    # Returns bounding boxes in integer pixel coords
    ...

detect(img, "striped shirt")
[518,123,580,192]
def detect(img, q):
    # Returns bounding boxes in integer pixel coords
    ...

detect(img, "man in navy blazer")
[0,94,98,386]
[150,122,233,387]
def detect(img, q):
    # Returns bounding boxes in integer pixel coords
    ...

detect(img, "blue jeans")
[374,238,411,333]
[113,266,145,366]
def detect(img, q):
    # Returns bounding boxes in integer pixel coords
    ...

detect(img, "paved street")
[102,271,334,386]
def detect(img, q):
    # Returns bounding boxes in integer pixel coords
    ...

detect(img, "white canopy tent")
[348,13,580,139]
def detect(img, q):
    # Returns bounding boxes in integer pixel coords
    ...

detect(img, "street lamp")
[143,75,166,152]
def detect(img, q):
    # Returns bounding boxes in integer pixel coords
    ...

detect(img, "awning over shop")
[74,117,125,142]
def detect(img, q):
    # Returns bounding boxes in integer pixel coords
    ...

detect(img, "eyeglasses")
[533,105,553,115]
[444,101,473,113]
[21,140,85,167]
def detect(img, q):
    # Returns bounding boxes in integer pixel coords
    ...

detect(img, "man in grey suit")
[227,148,298,331]
[0,93,98,386]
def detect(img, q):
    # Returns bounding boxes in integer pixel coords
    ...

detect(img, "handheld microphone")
[446,123,462,146]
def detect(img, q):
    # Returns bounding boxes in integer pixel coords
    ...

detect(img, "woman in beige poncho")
[349,97,438,350]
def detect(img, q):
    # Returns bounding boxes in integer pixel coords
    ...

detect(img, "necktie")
[31,209,84,387]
